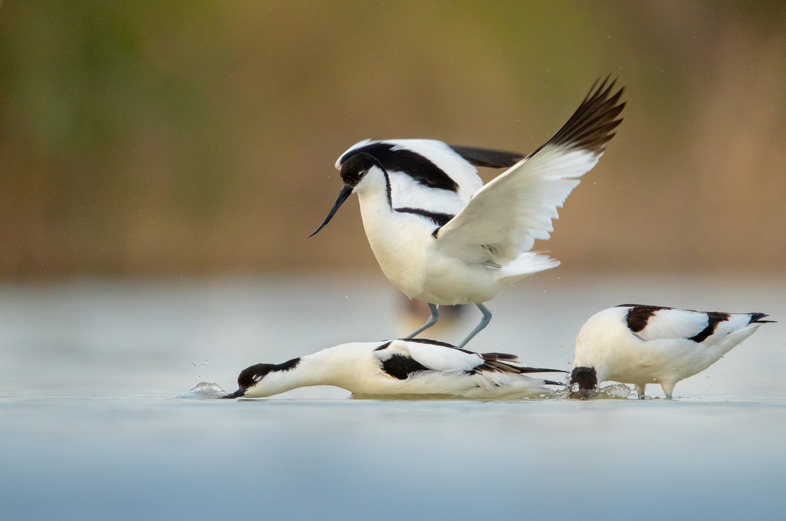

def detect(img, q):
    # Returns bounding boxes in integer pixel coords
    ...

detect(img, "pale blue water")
[1,274,784,520]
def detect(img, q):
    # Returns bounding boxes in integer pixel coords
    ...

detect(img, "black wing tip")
[518,367,569,374]
[481,351,519,361]
[749,313,776,324]
[546,75,626,156]
[544,380,566,386]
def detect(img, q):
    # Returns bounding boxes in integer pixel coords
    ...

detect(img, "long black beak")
[308,185,354,238]
[223,389,246,399]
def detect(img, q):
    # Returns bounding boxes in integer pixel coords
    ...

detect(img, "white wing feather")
[435,145,598,265]
[635,309,711,341]
[388,172,468,215]
[434,78,625,267]
[386,139,484,201]
[379,340,482,372]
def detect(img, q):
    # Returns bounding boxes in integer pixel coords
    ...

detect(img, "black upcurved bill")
[308,185,353,238]
[223,389,246,399]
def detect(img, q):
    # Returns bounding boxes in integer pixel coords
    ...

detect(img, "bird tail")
[717,323,761,356]
[477,352,567,376]
[493,252,559,287]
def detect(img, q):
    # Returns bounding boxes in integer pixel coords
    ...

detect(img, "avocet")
[224,338,564,400]
[310,78,625,347]
[570,304,773,399]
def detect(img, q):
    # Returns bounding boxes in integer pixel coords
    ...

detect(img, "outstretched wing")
[434,78,625,266]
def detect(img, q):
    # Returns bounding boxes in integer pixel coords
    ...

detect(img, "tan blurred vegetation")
[1,0,785,279]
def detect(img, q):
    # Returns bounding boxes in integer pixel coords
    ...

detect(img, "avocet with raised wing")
[223,338,564,400]
[570,304,774,399]
[310,78,625,347]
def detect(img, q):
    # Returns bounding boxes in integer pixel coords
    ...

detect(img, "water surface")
[1,274,784,520]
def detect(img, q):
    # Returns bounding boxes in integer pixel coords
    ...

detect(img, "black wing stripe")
[381,354,430,380]
[448,145,525,168]
[689,312,731,343]
[340,142,459,193]
[402,338,457,349]
[395,207,455,227]
[624,305,671,333]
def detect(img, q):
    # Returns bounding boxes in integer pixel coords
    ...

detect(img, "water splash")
[599,383,632,399]
[177,382,228,399]
[556,382,633,400]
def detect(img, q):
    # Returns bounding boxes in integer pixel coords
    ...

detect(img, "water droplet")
[190,363,196,368]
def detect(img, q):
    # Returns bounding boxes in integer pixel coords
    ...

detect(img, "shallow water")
[1,273,784,520]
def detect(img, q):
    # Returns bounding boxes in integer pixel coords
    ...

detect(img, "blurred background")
[2,4,786,519]
[1,0,785,394]
[2,0,786,279]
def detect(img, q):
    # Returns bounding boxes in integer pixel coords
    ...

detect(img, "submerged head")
[569,366,598,400]
[308,152,385,237]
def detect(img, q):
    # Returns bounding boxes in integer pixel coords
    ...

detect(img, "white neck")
[244,347,360,398]
[354,165,392,209]
[354,166,432,299]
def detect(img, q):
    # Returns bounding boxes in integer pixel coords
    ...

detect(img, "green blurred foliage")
[1,0,785,278]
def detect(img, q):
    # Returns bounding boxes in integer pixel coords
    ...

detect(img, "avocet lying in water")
[570,304,774,399]
[224,339,564,400]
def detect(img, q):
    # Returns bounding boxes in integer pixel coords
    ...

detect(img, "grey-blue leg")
[457,303,492,348]
[405,303,440,339]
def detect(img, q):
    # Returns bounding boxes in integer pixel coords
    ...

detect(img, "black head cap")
[308,152,386,238]
[339,152,382,188]
[570,366,598,390]
[569,366,598,400]
[223,363,275,399]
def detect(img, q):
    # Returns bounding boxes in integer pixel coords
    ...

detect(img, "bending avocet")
[224,338,564,400]
[310,78,625,347]
[570,304,774,399]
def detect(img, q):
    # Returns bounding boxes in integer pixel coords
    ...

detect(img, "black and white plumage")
[334,139,525,218]
[570,304,775,399]
[224,338,565,400]
[310,78,625,347]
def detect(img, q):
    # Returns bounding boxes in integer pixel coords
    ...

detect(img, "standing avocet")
[310,78,625,347]
[223,338,564,400]
[570,304,774,399]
